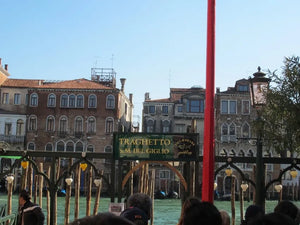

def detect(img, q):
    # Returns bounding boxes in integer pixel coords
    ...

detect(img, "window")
[146,119,154,133]
[105,117,114,133]
[149,106,155,114]
[242,123,250,138]
[75,142,83,152]
[87,145,94,152]
[77,94,84,108]
[46,116,55,132]
[16,119,24,136]
[221,100,236,114]
[45,143,53,162]
[14,93,21,105]
[48,94,56,107]
[104,146,112,164]
[27,142,35,150]
[30,93,38,106]
[242,100,250,114]
[87,117,96,134]
[162,106,168,114]
[159,170,170,179]
[177,106,183,112]
[2,93,9,104]
[61,94,68,107]
[69,94,76,108]
[221,123,229,142]
[74,117,83,135]
[5,123,12,135]
[237,85,249,92]
[59,116,68,134]
[28,115,37,131]
[175,124,185,133]
[88,95,97,108]
[162,120,170,133]
[186,99,204,113]
[66,142,74,152]
[56,141,65,151]
[106,95,115,109]
[229,123,236,142]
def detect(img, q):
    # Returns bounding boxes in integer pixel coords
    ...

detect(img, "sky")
[1,0,300,122]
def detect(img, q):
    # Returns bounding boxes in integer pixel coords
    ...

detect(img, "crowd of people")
[16,189,300,225]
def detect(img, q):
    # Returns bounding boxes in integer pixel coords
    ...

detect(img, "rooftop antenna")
[111,54,114,68]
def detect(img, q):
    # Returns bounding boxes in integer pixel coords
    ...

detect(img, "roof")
[144,98,171,103]
[1,78,113,90]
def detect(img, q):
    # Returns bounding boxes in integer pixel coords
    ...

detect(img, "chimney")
[145,92,150,101]
[129,93,133,103]
[216,87,220,93]
[0,58,2,66]
[4,64,8,71]
[120,78,126,92]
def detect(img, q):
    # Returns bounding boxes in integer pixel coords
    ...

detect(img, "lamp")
[248,67,271,209]
[80,163,88,171]
[290,169,298,179]
[225,167,233,176]
[274,184,282,193]
[65,177,73,186]
[94,178,102,187]
[21,161,29,169]
[6,175,14,184]
[241,183,249,192]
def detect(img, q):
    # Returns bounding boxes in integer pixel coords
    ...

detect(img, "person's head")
[69,212,134,225]
[182,201,222,225]
[126,193,152,220]
[244,204,264,223]
[274,200,299,222]
[219,210,230,225]
[178,197,201,225]
[248,212,297,225]
[19,189,31,206]
[120,207,148,225]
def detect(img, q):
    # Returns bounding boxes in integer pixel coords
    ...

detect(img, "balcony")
[0,135,25,144]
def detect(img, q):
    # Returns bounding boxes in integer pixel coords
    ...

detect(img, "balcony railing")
[0,135,25,144]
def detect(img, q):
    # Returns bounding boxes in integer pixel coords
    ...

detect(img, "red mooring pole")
[202,0,216,203]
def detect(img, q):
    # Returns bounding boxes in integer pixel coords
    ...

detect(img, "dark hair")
[126,193,152,220]
[69,212,134,225]
[183,201,222,225]
[219,210,230,225]
[178,197,201,225]
[19,189,31,202]
[243,204,264,224]
[248,212,297,225]
[274,200,299,221]
[120,207,148,225]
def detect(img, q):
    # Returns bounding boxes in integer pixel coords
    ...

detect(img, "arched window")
[28,115,37,131]
[219,149,227,156]
[56,141,65,152]
[147,119,154,133]
[66,141,74,152]
[229,149,236,156]
[87,117,96,134]
[238,150,245,156]
[69,94,76,108]
[75,141,84,152]
[106,95,115,109]
[60,94,68,107]
[30,93,38,106]
[16,119,24,136]
[162,120,170,133]
[59,116,68,137]
[88,94,97,108]
[74,117,83,134]
[104,146,113,164]
[45,143,53,162]
[48,93,56,107]
[242,123,250,138]
[105,117,114,133]
[46,116,55,132]
[87,145,94,152]
[76,94,84,108]
[27,142,35,150]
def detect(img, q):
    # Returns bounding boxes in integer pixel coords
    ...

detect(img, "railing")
[0,213,18,225]
[0,204,6,217]
[0,135,25,144]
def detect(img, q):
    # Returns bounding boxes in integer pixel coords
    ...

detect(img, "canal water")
[1,195,300,225]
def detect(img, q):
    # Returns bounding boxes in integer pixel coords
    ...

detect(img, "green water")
[1,194,300,225]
